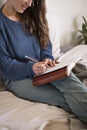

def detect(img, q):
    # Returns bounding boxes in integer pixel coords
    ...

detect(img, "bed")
[0,45,87,130]
[0,1,87,129]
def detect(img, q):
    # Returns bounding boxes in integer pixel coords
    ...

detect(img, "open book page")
[43,56,81,74]
[42,45,87,75]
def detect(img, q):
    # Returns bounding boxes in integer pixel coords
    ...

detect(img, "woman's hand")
[33,62,47,76]
[43,59,58,67]
[33,59,59,76]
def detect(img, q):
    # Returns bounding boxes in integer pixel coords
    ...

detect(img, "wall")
[0,0,6,7]
[46,0,87,46]
[0,0,87,46]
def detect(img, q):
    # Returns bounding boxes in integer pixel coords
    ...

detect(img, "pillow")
[46,12,61,59]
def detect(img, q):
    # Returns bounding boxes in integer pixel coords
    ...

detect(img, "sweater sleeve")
[40,41,54,61]
[0,40,35,80]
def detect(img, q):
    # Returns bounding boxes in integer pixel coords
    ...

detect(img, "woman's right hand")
[33,62,47,76]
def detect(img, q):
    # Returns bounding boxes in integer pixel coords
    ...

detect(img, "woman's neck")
[2,3,20,22]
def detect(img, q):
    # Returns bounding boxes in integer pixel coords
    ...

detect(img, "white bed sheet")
[0,91,87,130]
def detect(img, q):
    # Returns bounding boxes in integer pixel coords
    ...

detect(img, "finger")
[48,61,54,67]
[35,69,46,75]
[55,59,59,64]
[37,64,46,70]
[35,65,47,72]
[52,61,56,67]
[43,61,49,67]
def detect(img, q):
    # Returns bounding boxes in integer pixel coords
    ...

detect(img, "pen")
[25,55,38,63]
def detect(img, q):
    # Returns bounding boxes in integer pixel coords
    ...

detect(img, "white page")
[43,45,87,74]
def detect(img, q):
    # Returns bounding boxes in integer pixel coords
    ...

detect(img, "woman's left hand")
[43,59,58,68]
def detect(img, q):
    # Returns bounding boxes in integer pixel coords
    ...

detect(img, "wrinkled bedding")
[73,49,87,86]
[0,91,87,130]
[0,45,87,130]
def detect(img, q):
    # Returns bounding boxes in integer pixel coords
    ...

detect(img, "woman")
[0,0,87,122]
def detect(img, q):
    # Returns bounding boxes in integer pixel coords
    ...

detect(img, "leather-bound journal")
[32,45,87,86]
[32,67,67,86]
[32,63,76,86]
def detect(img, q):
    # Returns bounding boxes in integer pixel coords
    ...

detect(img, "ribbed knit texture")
[0,8,54,80]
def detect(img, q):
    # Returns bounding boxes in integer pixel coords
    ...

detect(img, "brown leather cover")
[32,66,68,86]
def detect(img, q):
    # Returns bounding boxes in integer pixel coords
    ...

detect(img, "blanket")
[0,91,87,130]
[73,51,87,86]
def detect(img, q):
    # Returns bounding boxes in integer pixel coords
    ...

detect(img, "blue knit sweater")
[0,8,54,80]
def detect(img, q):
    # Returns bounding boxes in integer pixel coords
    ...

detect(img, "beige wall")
[46,0,87,46]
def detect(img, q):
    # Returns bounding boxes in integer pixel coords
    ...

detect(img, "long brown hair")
[18,0,49,48]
